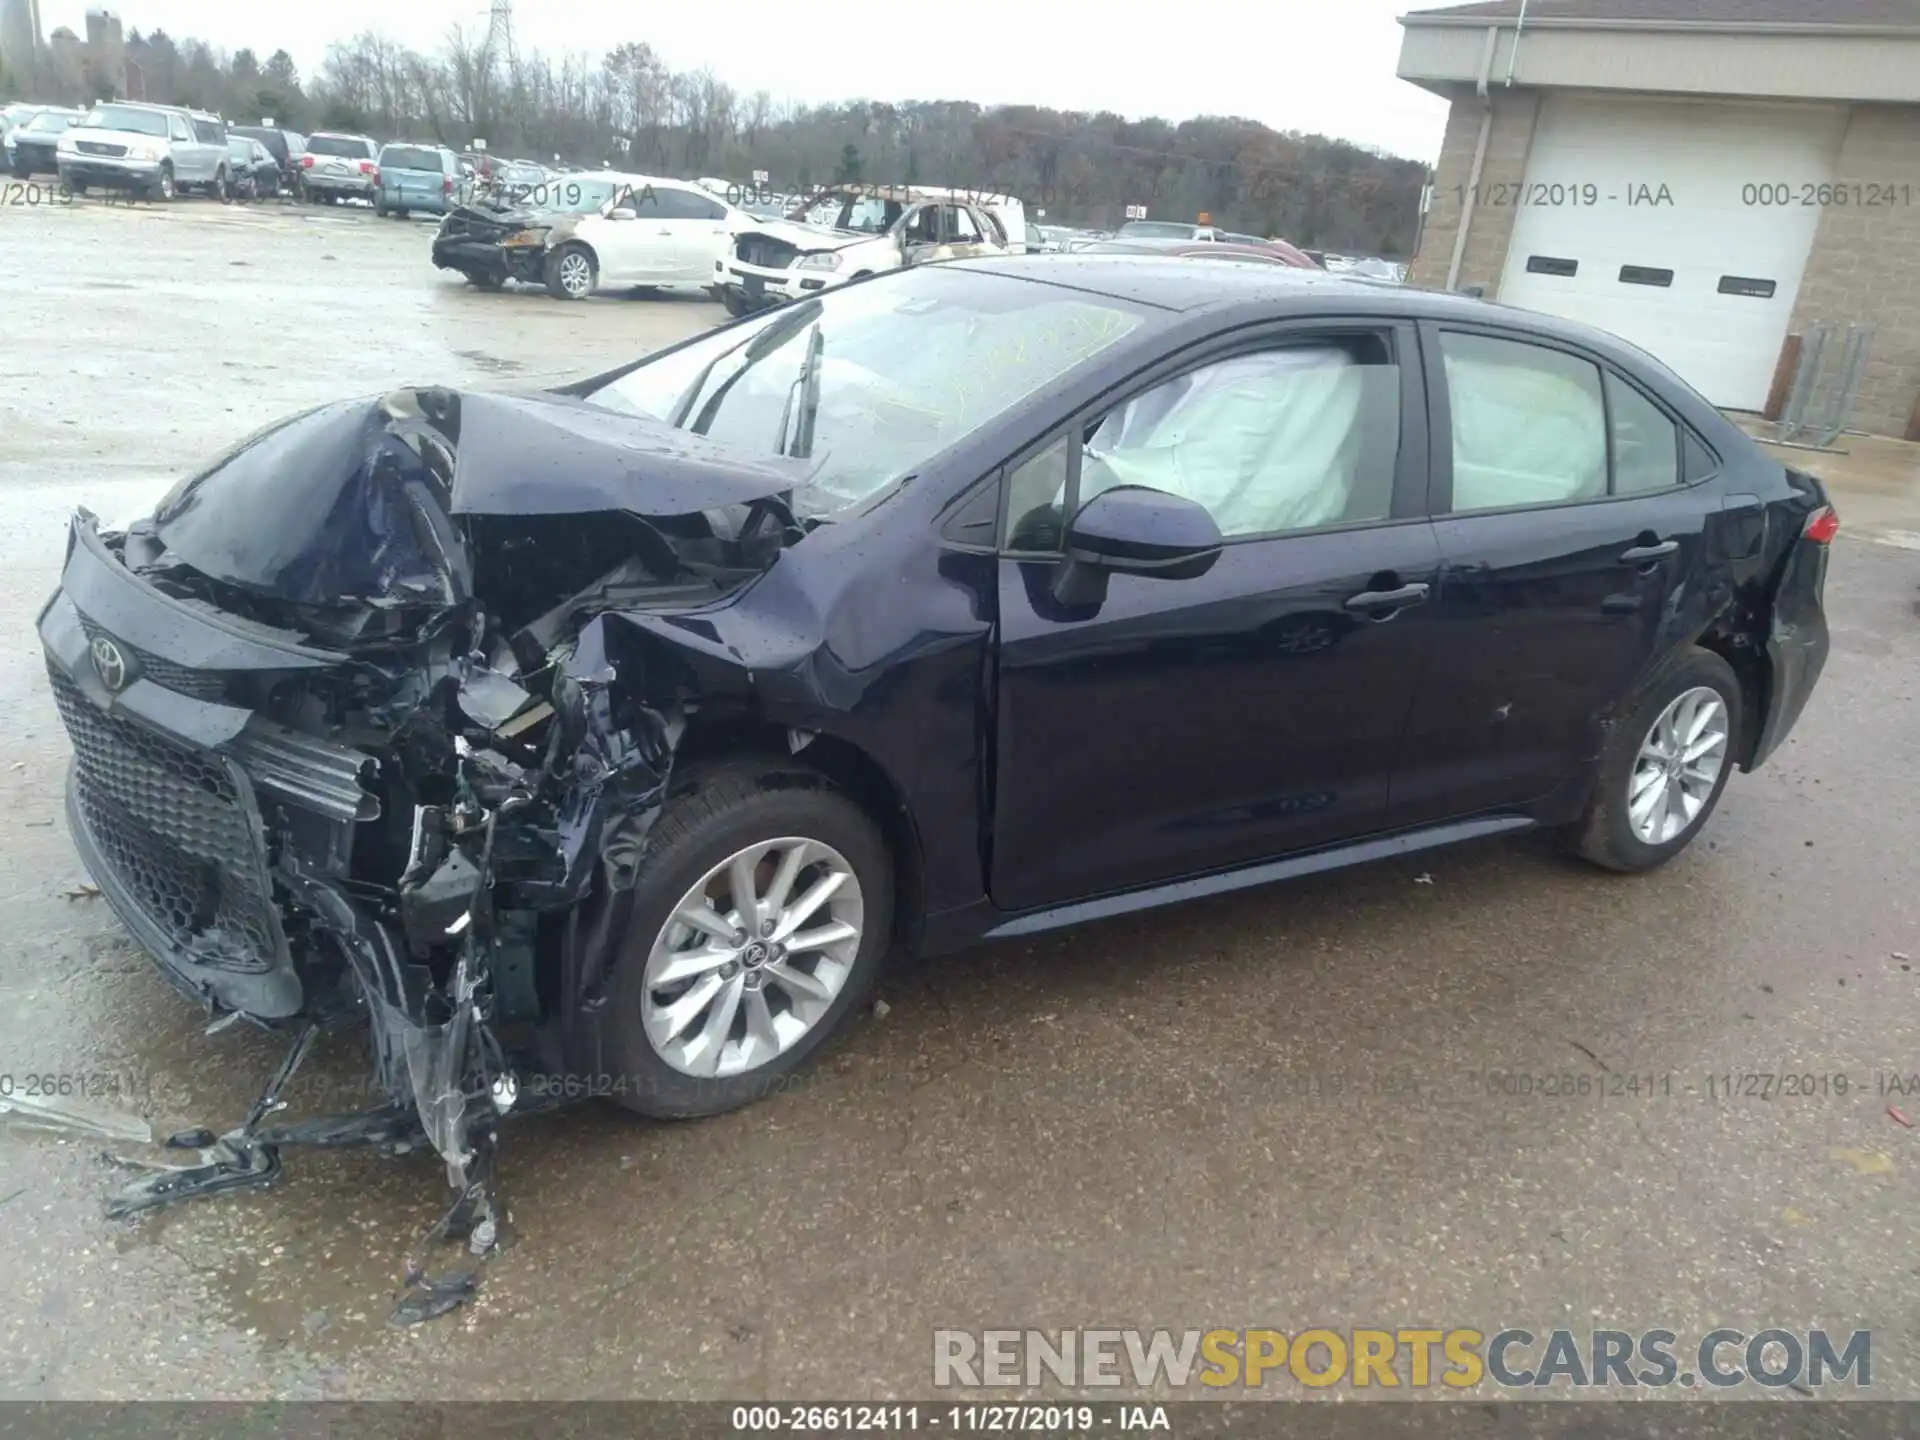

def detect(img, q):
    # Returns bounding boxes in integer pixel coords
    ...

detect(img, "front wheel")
[720,287,750,317]
[544,242,597,300]
[148,164,175,201]
[1570,647,1742,873]
[600,762,894,1119]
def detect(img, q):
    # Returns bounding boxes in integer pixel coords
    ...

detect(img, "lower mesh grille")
[51,667,283,974]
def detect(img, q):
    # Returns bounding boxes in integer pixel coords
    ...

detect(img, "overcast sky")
[39,0,1452,160]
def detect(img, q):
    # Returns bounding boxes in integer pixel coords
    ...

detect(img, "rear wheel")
[375,195,389,217]
[1571,647,1742,873]
[600,762,894,1119]
[544,242,597,300]
[209,167,229,201]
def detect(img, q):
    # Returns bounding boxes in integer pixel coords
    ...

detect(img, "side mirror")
[1053,485,1223,606]
[605,203,635,221]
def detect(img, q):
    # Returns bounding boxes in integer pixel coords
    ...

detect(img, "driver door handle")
[1343,582,1430,614]
[1619,539,1678,564]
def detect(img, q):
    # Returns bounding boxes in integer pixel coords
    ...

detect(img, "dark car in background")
[225,136,281,199]
[8,106,85,177]
[229,124,307,191]
[38,257,1834,1232]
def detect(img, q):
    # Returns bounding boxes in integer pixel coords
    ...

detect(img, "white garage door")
[1496,96,1846,411]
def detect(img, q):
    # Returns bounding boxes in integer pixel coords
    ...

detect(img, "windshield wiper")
[779,325,826,461]
[673,298,824,435]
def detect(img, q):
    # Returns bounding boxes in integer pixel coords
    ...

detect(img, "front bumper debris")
[39,386,814,1319]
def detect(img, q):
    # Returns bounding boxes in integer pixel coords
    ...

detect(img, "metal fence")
[1774,321,1873,451]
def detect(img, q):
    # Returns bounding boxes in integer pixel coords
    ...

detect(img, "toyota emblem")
[90,636,129,693]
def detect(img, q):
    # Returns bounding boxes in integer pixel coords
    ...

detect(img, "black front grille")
[80,618,227,702]
[734,235,798,269]
[75,140,128,157]
[51,668,282,974]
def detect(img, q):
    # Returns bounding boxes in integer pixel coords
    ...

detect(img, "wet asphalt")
[2,197,1919,1402]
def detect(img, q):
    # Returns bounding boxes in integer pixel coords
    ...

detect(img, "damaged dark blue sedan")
[39,258,1833,1269]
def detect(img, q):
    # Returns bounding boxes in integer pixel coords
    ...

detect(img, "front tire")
[544,242,597,300]
[1571,647,1741,873]
[600,762,894,1120]
[720,287,750,317]
[148,164,175,202]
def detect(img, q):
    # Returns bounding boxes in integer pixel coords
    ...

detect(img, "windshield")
[27,112,75,133]
[791,191,900,232]
[586,266,1148,520]
[307,134,371,158]
[1118,221,1195,239]
[83,105,169,138]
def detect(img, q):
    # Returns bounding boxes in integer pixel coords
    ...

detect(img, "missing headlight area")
[52,385,818,1322]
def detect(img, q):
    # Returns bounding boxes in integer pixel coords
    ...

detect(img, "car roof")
[953,254,1682,363]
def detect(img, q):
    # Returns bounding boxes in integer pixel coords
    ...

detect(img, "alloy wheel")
[640,837,865,1078]
[558,251,593,297]
[1627,686,1729,845]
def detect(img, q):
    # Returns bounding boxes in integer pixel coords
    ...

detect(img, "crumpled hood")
[147,387,815,610]
[742,218,876,253]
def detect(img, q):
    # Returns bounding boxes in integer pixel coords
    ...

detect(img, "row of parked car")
[0,99,529,213]
[425,174,1357,310]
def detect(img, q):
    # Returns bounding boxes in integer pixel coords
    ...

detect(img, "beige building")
[1398,0,1920,439]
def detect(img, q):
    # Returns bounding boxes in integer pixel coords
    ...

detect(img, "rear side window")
[191,118,224,144]
[654,186,726,220]
[1440,332,1607,512]
[381,145,442,172]
[1605,373,1681,493]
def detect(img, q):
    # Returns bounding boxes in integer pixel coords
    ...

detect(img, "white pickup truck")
[717,184,1027,314]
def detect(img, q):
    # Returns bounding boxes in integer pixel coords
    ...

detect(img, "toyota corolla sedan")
[39,259,1831,1229]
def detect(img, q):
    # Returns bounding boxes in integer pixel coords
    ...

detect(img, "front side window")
[1440,332,1607,512]
[588,267,1148,522]
[947,206,982,242]
[1075,338,1402,539]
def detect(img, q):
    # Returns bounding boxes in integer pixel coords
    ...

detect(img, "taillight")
[1803,505,1840,544]
[359,159,376,175]
[299,153,313,168]
[442,175,452,196]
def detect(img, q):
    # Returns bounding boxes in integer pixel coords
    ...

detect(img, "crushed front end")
[38,385,814,1308]
[431,203,555,285]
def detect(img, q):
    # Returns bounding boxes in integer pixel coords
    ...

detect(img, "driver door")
[898,203,944,266]
[989,321,1441,914]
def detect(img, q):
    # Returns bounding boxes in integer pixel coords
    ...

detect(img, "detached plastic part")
[0,1093,152,1145]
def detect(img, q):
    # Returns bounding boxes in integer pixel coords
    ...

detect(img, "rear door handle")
[1620,539,1678,564]
[1343,582,1430,615]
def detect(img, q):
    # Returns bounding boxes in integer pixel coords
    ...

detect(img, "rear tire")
[375,196,389,217]
[600,761,895,1120]
[1571,647,1742,873]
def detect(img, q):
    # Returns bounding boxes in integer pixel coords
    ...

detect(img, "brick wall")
[1407,87,1542,293]
[1788,105,1920,440]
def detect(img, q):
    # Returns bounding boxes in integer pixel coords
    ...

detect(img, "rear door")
[654,184,733,282]
[991,320,1440,913]
[1387,321,1716,827]
[190,116,225,180]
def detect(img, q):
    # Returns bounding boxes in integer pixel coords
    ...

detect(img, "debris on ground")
[1831,1146,1895,1175]
[872,998,892,1019]
[1414,873,1434,885]
[1888,1106,1914,1129]
[63,883,102,901]
[0,1091,152,1144]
